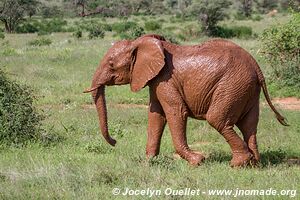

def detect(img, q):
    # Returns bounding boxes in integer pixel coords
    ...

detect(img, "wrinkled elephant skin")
[84,34,288,167]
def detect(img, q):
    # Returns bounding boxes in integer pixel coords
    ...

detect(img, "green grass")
[0,14,299,199]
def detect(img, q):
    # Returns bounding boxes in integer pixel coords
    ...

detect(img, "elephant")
[84,34,288,167]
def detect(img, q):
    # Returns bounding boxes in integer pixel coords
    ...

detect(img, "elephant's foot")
[248,151,260,167]
[146,152,159,160]
[230,151,253,167]
[187,152,206,166]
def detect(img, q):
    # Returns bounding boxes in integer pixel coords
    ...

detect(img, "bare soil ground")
[271,97,300,111]
[80,97,300,111]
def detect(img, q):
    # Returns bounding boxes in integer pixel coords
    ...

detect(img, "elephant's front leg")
[158,88,205,166]
[146,100,166,158]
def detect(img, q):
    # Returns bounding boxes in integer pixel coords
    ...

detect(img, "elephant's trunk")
[92,85,116,146]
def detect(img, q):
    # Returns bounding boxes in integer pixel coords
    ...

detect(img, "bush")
[211,25,253,39]
[260,12,300,89]
[40,5,63,18]
[188,0,232,35]
[41,18,67,33]
[251,14,263,21]
[0,32,4,39]
[73,29,82,38]
[231,26,253,38]
[15,21,39,33]
[144,20,162,31]
[28,38,52,46]
[112,21,137,34]
[75,20,112,32]
[15,18,68,34]
[119,26,145,39]
[180,24,202,40]
[0,70,44,145]
[88,25,105,39]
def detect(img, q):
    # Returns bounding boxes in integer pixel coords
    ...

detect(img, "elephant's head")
[84,35,166,146]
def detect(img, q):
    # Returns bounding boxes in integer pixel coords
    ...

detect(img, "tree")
[0,0,39,33]
[189,0,231,35]
[260,12,300,90]
[238,0,253,17]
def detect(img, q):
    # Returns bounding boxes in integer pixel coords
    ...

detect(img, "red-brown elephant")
[84,34,288,167]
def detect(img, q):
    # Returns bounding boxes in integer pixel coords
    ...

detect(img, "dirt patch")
[286,158,300,166]
[266,97,300,111]
[80,97,300,111]
[81,103,148,110]
[81,97,300,111]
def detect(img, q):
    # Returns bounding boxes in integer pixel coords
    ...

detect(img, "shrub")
[73,29,82,38]
[256,0,278,14]
[231,26,253,38]
[88,25,105,39]
[211,26,253,39]
[15,21,39,33]
[251,14,263,21]
[28,38,52,46]
[119,26,145,39]
[37,30,50,36]
[144,20,162,31]
[76,20,112,32]
[0,32,4,39]
[188,0,232,35]
[0,70,44,145]
[260,12,300,89]
[15,18,68,34]
[180,24,202,40]
[41,18,67,33]
[112,21,137,34]
[40,5,63,18]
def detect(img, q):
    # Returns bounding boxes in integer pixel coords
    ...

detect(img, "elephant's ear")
[130,37,165,92]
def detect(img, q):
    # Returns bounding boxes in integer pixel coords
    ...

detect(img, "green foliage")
[40,18,68,33]
[40,5,63,18]
[251,14,263,21]
[111,21,137,34]
[279,0,300,12]
[239,0,253,17]
[260,12,300,89]
[73,29,82,38]
[144,20,162,31]
[88,25,105,39]
[179,24,202,41]
[0,70,44,145]
[15,21,39,33]
[28,38,52,46]
[0,0,39,32]
[159,32,180,44]
[15,18,68,34]
[0,32,4,39]
[212,25,253,39]
[256,0,279,14]
[189,0,232,35]
[119,26,145,39]
[75,20,112,32]
[84,140,112,154]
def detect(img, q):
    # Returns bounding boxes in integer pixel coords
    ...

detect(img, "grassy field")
[0,14,299,199]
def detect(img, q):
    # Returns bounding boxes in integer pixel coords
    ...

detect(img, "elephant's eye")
[108,61,114,69]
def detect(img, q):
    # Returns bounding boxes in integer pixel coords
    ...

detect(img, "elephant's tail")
[255,65,289,126]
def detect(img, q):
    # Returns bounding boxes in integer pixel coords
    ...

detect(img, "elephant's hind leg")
[236,102,260,165]
[206,105,252,167]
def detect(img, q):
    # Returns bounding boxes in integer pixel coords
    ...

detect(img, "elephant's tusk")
[83,86,99,93]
